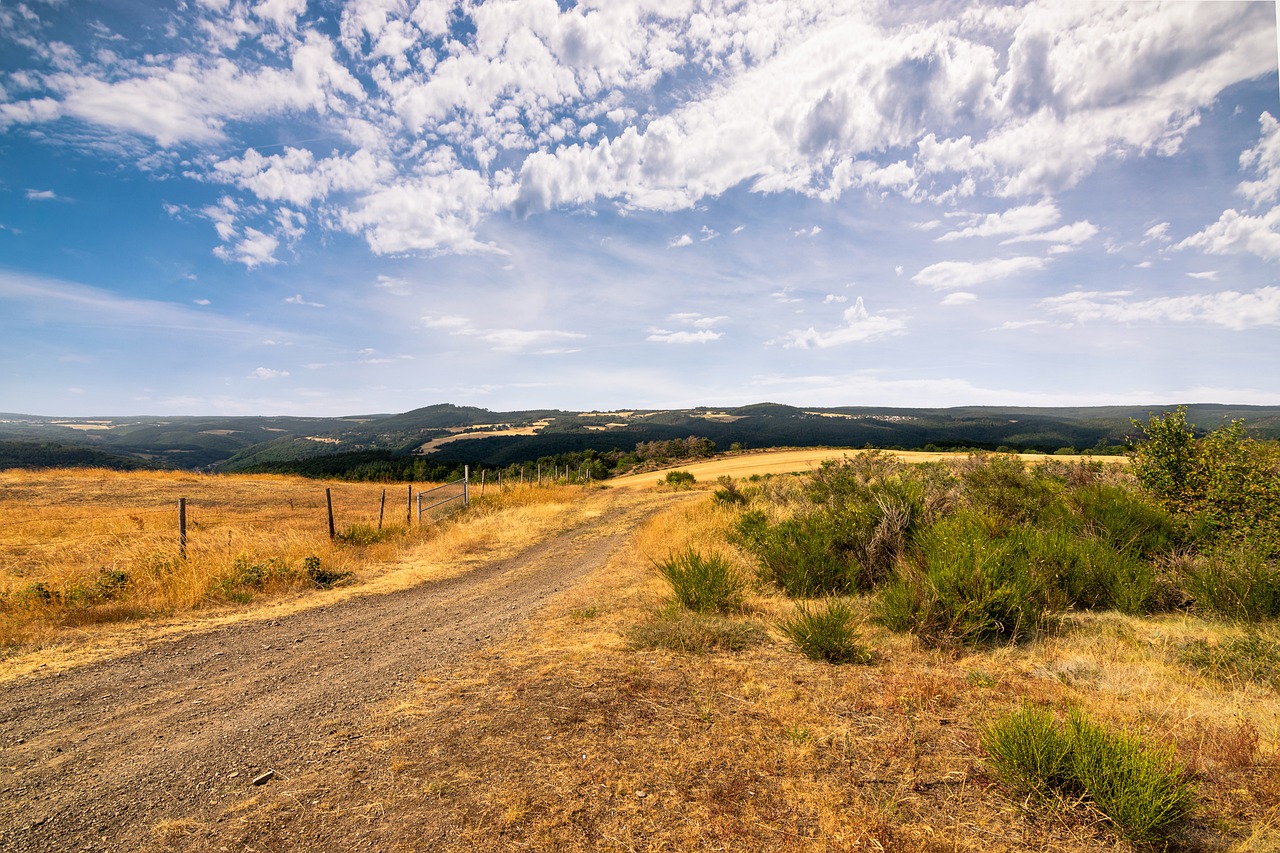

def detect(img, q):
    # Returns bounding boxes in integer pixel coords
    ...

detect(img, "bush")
[305,555,353,589]
[734,509,865,597]
[982,704,1197,844]
[663,470,696,489]
[777,598,873,664]
[656,548,745,614]
[1176,546,1280,621]
[875,513,1053,645]
[337,523,400,546]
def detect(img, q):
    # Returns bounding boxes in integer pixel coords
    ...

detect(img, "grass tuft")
[777,598,874,664]
[629,605,767,653]
[655,547,745,614]
[982,704,1197,844]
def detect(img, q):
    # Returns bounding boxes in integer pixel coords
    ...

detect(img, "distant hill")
[2,402,1277,474]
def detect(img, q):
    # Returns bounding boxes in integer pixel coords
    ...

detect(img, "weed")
[982,704,1197,844]
[570,606,599,620]
[304,555,353,589]
[777,598,874,664]
[655,548,745,614]
[337,523,400,546]
[712,475,749,506]
[629,605,767,653]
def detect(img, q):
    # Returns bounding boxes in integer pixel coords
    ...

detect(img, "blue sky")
[1,0,1278,417]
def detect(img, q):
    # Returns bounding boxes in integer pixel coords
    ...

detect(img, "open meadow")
[2,434,1279,851]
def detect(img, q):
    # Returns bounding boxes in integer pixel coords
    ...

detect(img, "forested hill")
[2,403,1278,473]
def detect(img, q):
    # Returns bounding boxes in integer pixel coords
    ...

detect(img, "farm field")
[606,446,1126,488]
[1,441,1277,852]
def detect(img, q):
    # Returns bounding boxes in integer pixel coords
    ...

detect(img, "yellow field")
[606,447,1127,488]
[0,468,583,653]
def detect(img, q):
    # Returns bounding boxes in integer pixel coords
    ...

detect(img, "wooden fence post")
[326,488,335,540]
[407,484,413,525]
[378,489,386,530]
[178,497,187,559]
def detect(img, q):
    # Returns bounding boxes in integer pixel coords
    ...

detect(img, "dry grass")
[606,448,1127,489]
[0,467,595,665]
[193,492,1280,852]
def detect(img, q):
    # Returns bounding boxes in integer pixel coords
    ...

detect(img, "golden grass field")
[3,456,1277,851]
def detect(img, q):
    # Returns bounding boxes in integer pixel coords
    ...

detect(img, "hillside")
[3,403,1278,473]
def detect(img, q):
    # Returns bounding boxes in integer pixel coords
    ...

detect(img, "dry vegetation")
[155,493,1280,852]
[4,450,1279,851]
[0,467,590,657]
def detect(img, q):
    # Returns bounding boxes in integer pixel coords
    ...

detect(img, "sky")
[1,0,1279,417]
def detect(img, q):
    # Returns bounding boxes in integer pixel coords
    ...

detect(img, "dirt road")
[0,491,672,852]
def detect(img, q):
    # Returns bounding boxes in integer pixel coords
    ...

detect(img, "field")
[2,446,1278,851]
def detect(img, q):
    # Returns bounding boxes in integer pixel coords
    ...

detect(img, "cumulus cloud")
[1176,207,1280,261]
[2,1,1275,261]
[668,233,693,248]
[248,367,289,379]
[912,256,1047,290]
[783,297,906,348]
[1042,286,1280,330]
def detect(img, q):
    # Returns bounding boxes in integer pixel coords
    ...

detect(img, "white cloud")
[941,292,977,306]
[25,189,58,201]
[1237,112,1280,206]
[1144,222,1171,242]
[668,233,693,248]
[248,367,290,379]
[1186,271,1218,281]
[193,298,211,306]
[1042,286,1280,330]
[1002,220,1099,246]
[823,294,848,304]
[937,200,1060,241]
[647,329,722,344]
[1176,207,1280,261]
[284,293,325,308]
[214,227,280,268]
[912,256,1047,290]
[783,297,906,348]
[420,313,585,353]
[794,226,822,238]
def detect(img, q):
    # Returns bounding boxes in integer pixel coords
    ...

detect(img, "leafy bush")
[712,475,749,506]
[656,548,745,614]
[777,598,873,664]
[1017,526,1158,615]
[1131,408,1280,552]
[982,705,1197,844]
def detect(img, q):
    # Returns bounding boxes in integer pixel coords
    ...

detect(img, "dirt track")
[0,491,672,852]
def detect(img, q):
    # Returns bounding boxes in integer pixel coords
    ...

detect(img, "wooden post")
[378,489,386,530]
[464,465,470,506]
[326,488,335,540]
[480,469,486,498]
[178,497,187,559]
[407,484,413,525]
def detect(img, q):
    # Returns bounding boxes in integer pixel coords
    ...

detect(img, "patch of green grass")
[777,598,874,664]
[981,704,1197,844]
[655,548,745,614]
[1177,546,1280,621]
[1178,632,1280,691]
[337,523,402,546]
[629,605,767,654]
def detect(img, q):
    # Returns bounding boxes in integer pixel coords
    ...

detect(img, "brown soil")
[0,491,677,852]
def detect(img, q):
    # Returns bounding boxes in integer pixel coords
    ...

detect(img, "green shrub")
[630,605,766,653]
[875,513,1052,645]
[1068,482,1181,558]
[959,455,1061,527]
[1179,633,1280,691]
[663,470,696,488]
[734,509,863,597]
[656,548,745,614]
[1017,526,1158,615]
[712,475,749,506]
[777,598,873,664]
[980,703,1072,798]
[1065,708,1197,844]
[982,705,1197,844]
[1177,546,1280,621]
